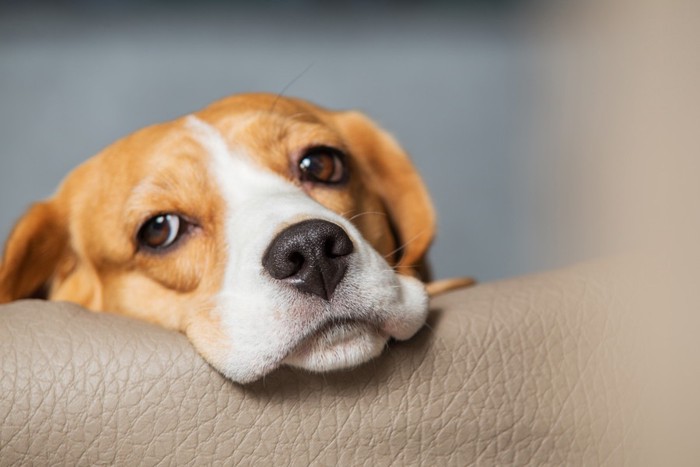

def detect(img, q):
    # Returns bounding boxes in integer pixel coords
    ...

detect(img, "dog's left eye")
[137,214,187,251]
[298,147,348,184]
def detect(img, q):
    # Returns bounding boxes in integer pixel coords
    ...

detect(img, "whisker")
[378,268,399,275]
[268,63,315,113]
[348,211,387,222]
[383,228,429,260]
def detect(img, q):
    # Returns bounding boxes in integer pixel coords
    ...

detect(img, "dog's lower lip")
[286,317,382,357]
[316,317,363,334]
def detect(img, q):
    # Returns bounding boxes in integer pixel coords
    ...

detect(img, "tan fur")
[0,93,466,335]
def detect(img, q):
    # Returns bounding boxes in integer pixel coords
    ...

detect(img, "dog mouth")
[282,317,389,372]
[209,250,428,383]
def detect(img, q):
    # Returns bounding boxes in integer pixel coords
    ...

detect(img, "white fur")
[186,115,428,383]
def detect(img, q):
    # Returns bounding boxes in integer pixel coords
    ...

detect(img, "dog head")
[0,94,435,383]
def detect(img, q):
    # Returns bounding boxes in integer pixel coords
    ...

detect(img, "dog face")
[0,94,435,383]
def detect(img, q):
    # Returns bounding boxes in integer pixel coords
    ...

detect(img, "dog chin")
[282,320,389,372]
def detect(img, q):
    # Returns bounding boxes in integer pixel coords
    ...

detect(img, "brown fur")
[0,93,471,336]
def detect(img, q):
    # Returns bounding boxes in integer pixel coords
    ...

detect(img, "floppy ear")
[333,111,436,278]
[0,202,69,303]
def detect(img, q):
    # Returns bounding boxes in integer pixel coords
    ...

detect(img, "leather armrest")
[0,263,642,465]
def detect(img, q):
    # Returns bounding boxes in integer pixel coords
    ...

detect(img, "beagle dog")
[0,94,472,383]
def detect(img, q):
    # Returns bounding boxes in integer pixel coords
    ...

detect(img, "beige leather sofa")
[0,262,653,465]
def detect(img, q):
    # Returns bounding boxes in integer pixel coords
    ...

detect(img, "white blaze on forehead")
[185,115,297,204]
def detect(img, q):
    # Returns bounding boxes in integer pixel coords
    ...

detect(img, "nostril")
[264,247,306,280]
[323,238,336,258]
[324,238,338,258]
[288,251,304,271]
[325,232,354,259]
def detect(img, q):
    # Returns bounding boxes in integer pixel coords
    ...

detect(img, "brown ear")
[0,202,69,303]
[333,111,436,278]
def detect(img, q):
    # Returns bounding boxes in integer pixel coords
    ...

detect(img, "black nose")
[262,219,354,301]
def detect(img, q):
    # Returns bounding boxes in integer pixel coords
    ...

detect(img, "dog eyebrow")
[123,176,180,232]
[124,163,211,227]
[283,111,323,125]
[126,176,177,213]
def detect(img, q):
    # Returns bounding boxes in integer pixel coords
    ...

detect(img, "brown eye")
[137,214,185,251]
[298,147,348,185]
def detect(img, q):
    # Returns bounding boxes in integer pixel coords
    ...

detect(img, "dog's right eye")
[137,214,187,251]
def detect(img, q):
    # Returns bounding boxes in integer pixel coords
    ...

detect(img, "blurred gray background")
[0,1,584,281]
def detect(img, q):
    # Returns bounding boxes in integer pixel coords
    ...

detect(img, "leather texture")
[0,263,643,466]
